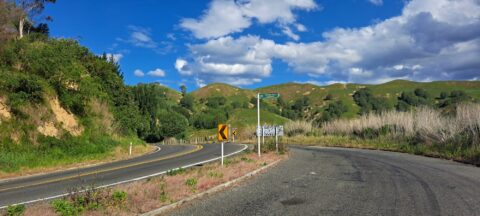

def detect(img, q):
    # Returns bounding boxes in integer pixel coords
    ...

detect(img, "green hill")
[190,80,480,123]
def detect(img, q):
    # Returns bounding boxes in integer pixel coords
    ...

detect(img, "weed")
[159,183,169,203]
[240,157,254,163]
[185,178,198,192]
[207,171,224,178]
[6,204,25,216]
[51,199,81,216]
[112,190,128,206]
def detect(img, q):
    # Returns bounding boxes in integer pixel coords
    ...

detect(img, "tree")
[0,1,22,42]
[318,101,348,123]
[353,88,391,114]
[180,94,194,110]
[180,85,186,97]
[13,0,56,38]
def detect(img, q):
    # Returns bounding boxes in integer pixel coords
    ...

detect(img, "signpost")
[257,93,280,157]
[217,124,229,166]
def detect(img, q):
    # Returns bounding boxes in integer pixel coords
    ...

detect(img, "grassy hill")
[190,80,480,123]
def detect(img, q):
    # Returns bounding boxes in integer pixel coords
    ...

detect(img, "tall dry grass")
[322,104,480,147]
[285,120,313,136]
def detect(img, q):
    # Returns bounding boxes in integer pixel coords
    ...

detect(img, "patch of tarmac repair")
[280,198,305,206]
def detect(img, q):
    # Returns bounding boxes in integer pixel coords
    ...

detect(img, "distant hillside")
[189,80,480,123]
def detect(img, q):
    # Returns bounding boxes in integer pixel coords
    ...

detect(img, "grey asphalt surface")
[0,143,246,208]
[171,146,480,216]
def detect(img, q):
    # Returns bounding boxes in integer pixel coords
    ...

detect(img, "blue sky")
[44,0,480,91]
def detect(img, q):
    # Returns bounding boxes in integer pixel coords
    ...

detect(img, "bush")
[52,199,81,216]
[6,204,25,216]
[185,178,198,192]
[318,100,348,123]
[353,88,392,114]
[112,190,128,206]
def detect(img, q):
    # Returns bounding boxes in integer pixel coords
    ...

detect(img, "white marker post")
[262,125,265,146]
[129,142,132,156]
[257,93,261,157]
[275,127,279,153]
[221,141,224,166]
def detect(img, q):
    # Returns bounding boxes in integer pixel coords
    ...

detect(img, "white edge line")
[0,144,248,209]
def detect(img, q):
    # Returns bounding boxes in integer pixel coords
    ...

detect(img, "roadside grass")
[0,136,153,179]
[14,151,284,216]
[283,135,480,165]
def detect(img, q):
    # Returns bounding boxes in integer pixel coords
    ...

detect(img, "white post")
[275,133,279,153]
[129,142,132,156]
[257,93,261,157]
[262,125,265,145]
[221,141,224,166]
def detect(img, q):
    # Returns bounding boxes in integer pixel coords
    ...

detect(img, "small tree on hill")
[13,0,56,38]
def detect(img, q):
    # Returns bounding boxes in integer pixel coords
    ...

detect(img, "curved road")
[0,143,247,208]
[172,146,480,216]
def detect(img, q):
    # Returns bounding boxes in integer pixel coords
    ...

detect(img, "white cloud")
[281,26,300,41]
[180,0,251,39]
[175,59,193,76]
[180,0,317,39]
[178,0,480,86]
[295,23,307,32]
[119,26,157,49]
[368,0,383,6]
[134,69,145,77]
[147,68,166,77]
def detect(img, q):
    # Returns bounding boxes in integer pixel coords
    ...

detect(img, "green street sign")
[258,93,280,99]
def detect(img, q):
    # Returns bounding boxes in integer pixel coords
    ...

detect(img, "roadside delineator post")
[275,128,278,153]
[257,93,261,157]
[221,141,224,166]
[129,142,132,156]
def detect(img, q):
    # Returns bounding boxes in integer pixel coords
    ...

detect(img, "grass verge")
[283,135,480,166]
[0,137,154,180]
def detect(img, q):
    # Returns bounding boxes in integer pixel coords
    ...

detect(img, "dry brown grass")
[322,104,480,147]
[22,152,284,216]
[285,120,313,136]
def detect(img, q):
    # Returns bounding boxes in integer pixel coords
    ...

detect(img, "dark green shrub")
[6,204,25,216]
[51,199,81,216]
[112,190,128,206]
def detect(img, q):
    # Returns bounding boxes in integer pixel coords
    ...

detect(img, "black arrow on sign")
[219,125,227,140]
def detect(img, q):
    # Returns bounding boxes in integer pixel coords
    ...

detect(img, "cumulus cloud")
[147,68,166,77]
[177,0,480,86]
[175,59,193,76]
[134,69,145,77]
[180,0,317,39]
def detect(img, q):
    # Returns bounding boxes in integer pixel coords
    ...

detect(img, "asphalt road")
[0,143,246,208]
[172,146,480,216]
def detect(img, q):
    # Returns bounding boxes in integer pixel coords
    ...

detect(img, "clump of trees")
[353,88,391,114]
[317,100,348,124]
[396,88,432,111]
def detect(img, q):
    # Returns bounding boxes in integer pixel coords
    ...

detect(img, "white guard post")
[221,141,224,166]
[257,93,261,157]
